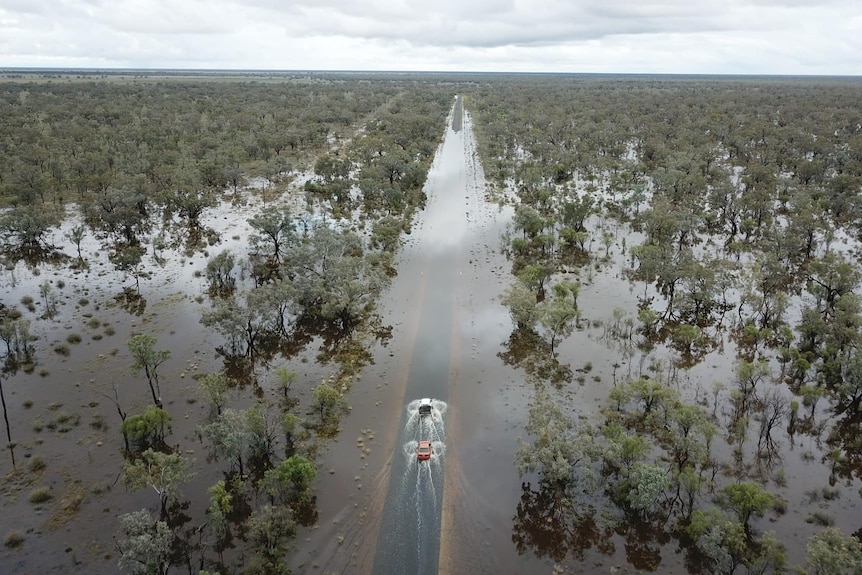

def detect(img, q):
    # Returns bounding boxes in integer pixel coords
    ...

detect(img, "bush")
[121,406,171,450]
[806,511,834,526]
[53,343,70,356]
[29,486,52,503]
[66,333,82,344]
[28,457,46,473]
[4,530,24,548]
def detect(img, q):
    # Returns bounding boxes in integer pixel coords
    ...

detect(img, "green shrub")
[121,406,171,450]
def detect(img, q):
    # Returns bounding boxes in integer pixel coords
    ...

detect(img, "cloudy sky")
[1,0,860,74]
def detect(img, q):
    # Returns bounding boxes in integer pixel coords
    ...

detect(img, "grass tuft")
[4,531,24,548]
[29,486,53,503]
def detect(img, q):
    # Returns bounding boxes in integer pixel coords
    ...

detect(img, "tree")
[245,504,295,574]
[204,250,236,297]
[121,406,171,452]
[282,413,303,458]
[248,205,296,264]
[717,482,774,533]
[199,405,277,477]
[733,359,771,418]
[805,527,862,575]
[115,509,173,575]
[200,285,286,359]
[198,372,232,417]
[686,509,748,575]
[515,385,582,490]
[206,480,232,563]
[502,281,539,331]
[168,185,216,232]
[312,383,347,429]
[224,165,247,200]
[199,408,252,476]
[128,335,171,408]
[65,223,87,266]
[85,186,151,247]
[0,203,62,259]
[275,367,297,401]
[370,215,403,252]
[518,264,554,299]
[123,448,194,515]
[623,463,670,515]
[0,315,32,361]
[286,227,389,330]
[111,246,146,294]
[263,454,316,506]
[537,280,579,355]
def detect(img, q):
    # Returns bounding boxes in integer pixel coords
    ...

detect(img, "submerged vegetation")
[1,70,861,574]
[470,76,862,572]
[0,71,452,573]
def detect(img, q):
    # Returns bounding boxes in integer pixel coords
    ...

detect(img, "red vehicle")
[417,440,432,461]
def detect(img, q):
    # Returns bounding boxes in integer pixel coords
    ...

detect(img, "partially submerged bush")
[4,530,25,548]
[121,406,171,451]
[29,486,52,503]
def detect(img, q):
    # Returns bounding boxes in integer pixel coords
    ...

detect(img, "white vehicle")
[418,398,433,416]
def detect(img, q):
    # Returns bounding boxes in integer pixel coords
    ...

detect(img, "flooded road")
[288,95,531,575]
[370,95,466,575]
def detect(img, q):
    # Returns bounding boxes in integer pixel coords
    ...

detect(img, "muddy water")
[5,97,859,575]
[287,100,532,574]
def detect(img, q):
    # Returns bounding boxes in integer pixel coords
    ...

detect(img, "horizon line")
[2,66,861,79]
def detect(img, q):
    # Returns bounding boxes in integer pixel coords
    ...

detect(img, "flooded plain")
[2,94,861,575]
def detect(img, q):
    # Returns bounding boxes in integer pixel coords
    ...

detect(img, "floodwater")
[291,96,861,575]
[3,94,861,575]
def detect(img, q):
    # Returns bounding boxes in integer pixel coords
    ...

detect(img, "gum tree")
[128,335,171,408]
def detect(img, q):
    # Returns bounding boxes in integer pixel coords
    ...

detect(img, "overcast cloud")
[0,0,859,74]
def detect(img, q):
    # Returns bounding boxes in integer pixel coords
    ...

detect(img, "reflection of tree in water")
[1,304,35,469]
[498,327,572,386]
[615,515,669,572]
[512,482,614,563]
[216,311,390,391]
[825,407,862,483]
